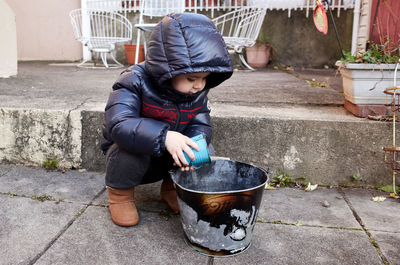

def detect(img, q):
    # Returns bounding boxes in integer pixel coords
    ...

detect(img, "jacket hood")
[145,13,233,94]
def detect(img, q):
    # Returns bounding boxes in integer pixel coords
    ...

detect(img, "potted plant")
[124,43,145,65]
[335,0,400,117]
[336,39,400,117]
[245,33,272,68]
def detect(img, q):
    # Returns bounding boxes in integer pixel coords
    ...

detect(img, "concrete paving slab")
[0,165,105,203]
[209,70,344,106]
[0,62,118,110]
[96,184,362,229]
[258,187,361,229]
[0,195,83,265]
[0,62,343,111]
[210,102,359,121]
[370,231,400,265]
[0,163,13,176]
[35,206,209,265]
[212,223,383,265]
[291,68,343,93]
[342,188,400,233]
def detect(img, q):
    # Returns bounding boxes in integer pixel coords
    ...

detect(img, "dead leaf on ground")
[265,182,277,190]
[305,182,318,192]
[372,196,386,202]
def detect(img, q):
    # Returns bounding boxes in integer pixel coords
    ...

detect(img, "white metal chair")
[134,0,185,64]
[70,8,132,68]
[212,8,267,71]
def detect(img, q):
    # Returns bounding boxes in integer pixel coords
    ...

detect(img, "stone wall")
[116,9,354,67]
[261,9,353,67]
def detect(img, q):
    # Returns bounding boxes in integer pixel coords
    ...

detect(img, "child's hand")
[165,131,200,171]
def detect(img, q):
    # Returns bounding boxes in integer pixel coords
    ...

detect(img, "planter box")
[337,62,400,105]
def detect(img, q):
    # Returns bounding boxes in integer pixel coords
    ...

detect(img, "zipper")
[174,103,180,131]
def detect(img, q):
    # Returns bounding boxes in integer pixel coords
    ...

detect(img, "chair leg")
[77,57,90,68]
[238,52,255,71]
[100,52,109,68]
[135,29,141,65]
[109,52,124,68]
[143,33,147,57]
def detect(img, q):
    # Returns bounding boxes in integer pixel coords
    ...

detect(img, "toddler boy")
[101,13,233,226]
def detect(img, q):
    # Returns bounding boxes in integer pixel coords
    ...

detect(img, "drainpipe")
[351,0,361,56]
[81,0,92,61]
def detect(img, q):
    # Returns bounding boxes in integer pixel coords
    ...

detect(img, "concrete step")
[0,62,396,186]
[0,103,394,187]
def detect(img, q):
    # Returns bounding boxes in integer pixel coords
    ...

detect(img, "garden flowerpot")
[124,44,145,65]
[246,44,271,68]
[337,62,400,105]
[336,62,400,117]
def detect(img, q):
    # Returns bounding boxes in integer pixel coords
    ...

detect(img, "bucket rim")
[170,159,269,195]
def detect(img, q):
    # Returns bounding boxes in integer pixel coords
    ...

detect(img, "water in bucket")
[170,159,269,256]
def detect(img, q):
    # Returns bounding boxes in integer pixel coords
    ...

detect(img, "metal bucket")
[170,159,269,257]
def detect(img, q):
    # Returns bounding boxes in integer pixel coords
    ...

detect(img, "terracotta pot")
[246,44,271,68]
[124,44,145,65]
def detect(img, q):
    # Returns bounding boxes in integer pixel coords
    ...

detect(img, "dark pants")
[105,143,215,189]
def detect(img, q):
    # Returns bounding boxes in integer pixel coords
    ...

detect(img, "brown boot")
[107,187,139,227]
[160,178,179,213]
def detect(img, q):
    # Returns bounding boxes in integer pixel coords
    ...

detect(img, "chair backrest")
[141,0,185,18]
[212,8,266,47]
[234,8,266,41]
[70,9,132,49]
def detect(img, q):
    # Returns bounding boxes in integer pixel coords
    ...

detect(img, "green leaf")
[43,158,59,170]
[378,185,399,193]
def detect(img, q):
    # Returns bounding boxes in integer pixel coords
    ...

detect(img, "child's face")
[171,72,210,95]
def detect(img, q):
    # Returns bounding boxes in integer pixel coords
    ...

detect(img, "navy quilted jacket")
[101,13,233,156]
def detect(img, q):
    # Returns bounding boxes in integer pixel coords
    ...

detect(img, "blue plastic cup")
[184,134,211,167]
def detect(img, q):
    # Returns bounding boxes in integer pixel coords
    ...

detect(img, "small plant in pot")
[124,41,145,65]
[336,38,400,117]
[245,34,273,68]
[335,0,400,117]
[340,39,399,65]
